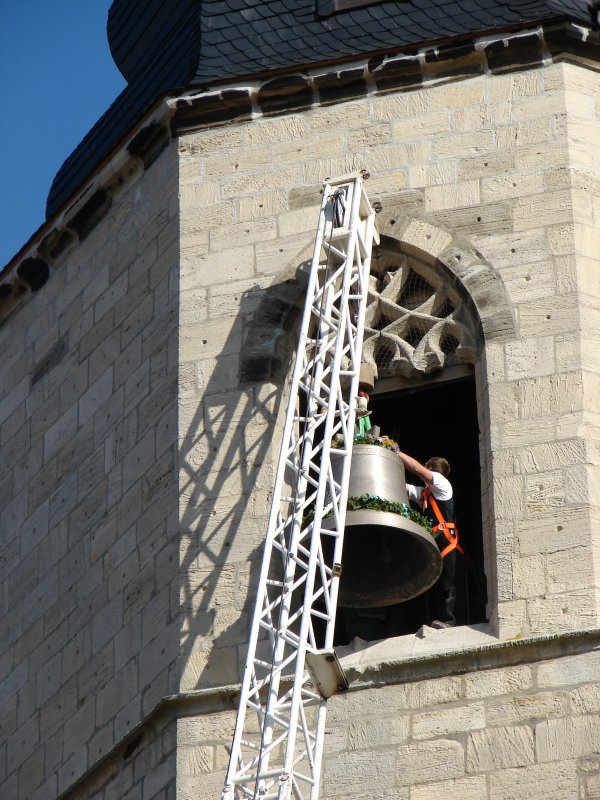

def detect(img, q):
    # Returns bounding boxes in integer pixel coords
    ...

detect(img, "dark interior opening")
[333,372,487,645]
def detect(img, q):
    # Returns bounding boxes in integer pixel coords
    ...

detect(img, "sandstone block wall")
[0,148,181,799]
[172,646,600,800]
[322,649,600,800]
[323,653,600,800]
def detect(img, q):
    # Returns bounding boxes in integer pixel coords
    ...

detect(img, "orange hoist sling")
[422,487,464,559]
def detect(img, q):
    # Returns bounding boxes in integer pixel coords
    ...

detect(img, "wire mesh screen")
[397,268,435,311]
[374,341,396,373]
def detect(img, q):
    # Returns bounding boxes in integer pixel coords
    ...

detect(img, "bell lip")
[324,509,443,606]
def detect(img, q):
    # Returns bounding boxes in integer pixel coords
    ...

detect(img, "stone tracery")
[361,245,478,378]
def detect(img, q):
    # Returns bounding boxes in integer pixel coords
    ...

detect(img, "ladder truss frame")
[223,175,378,800]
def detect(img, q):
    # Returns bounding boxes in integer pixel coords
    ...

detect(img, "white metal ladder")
[222,176,378,800]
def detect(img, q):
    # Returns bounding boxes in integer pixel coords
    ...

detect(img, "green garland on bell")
[302,494,433,535]
[346,494,433,534]
[332,433,402,454]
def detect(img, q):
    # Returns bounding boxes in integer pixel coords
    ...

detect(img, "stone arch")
[363,213,515,381]
[365,212,515,631]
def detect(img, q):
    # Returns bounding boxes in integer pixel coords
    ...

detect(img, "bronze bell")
[329,443,442,608]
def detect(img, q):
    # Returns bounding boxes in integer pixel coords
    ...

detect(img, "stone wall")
[0,146,181,799]
[1,55,600,800]
[172,639,600,799]
[171,59,600,797]
[322,646,600,800]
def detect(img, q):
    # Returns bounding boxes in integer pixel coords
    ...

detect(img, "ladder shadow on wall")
[178,270,306,689]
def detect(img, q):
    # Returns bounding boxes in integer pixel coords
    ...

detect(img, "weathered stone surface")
[396,739,465,786]
[528,589,599,633]
[348,717,410,750]
[397,217,453,261]
[411,776,487,800]
[537,651,600,687]
[512,554,546,598]
[463,664,532,698]
[505,337,556,380]
[467,724,535,771]
[537,716,600,762]
[489,760,579,800]
[487,691,569,727]
[412,702,485,739]
[570,683,600,713]
[322,749,396,795]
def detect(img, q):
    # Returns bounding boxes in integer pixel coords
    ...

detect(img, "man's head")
[426,456,451,477]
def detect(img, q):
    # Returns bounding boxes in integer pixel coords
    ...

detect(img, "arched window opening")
[332,240,487,645]
[333,369,487,644]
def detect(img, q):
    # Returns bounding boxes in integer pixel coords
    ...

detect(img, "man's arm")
[398,451,433,484]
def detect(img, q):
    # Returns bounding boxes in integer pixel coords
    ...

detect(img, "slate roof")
[195,0,589,80]
[46,0,592,220]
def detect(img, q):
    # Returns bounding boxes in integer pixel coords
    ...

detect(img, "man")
[397,451,462,628]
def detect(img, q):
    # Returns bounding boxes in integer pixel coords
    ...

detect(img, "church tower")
[1,2,600,798]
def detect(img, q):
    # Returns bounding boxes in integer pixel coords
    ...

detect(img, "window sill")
[337,623,495,678]
[335,623,600,686]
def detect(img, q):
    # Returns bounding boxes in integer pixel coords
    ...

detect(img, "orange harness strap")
[422,487,464,558]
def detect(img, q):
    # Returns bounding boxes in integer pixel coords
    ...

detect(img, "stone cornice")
[1,20,599,328]
[58,626,600,799]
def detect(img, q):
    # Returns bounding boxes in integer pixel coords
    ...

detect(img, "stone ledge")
[167,23,599,142]
[56,626,600,798]
[337,625,600,688]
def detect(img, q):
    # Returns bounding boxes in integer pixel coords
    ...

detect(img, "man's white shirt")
[406,471,453,505]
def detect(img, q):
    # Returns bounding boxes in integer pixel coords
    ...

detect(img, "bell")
[330,443,442,607]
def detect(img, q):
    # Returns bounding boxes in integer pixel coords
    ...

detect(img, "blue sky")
[0,1,126,267]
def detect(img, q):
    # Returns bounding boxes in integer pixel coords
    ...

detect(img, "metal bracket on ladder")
[222,176,378,800]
